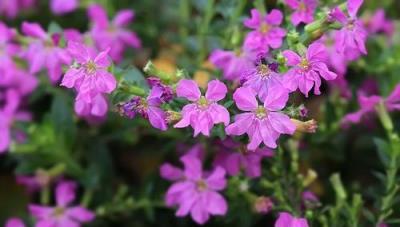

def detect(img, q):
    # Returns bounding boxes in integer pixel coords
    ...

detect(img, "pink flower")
[0,0,36,19]
[174,79,230,137]
[22,22,71,83]
[364,9,395,37]
[243,9,286,54]
[342,84,400,126]
[0,90,31,153]
[5,218,25,227]
[275,212,309,227]
[88,4,141,62]
[226,87,295,150]
[213,138,274,178]
[74,92,108,119]
[318,33,348,76]
[119,86,168,131]
[61,41,117,102]
[163,154,228,225]
[50,0,78,15]
[241,62,288,101]
[209,48,256,81]
[282,42,337,97]
[284,0,318,26]
[29,181,95,227]
[330,0,367,60]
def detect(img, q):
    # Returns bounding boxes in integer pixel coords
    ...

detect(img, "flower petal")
[233,87,258,111]
[205,80,227,101]
[176,79,201,101]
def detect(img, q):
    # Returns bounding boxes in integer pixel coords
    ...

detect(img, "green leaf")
[373,137,390,167]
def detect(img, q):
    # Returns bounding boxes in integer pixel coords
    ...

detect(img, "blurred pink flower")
[213,138,274,178]
[364,9,395,37]
[226,87,295,150]
[0,0,36,19]
[330,0,367,60]
[22,22,71,83]
[209,48,256,81]
[50,0,78,15]
[5,218,25,227]
[243,9,286,54]
[174,79,230,137]
[163,154,228,225]
[88,4,141,62]
[284,0,318,26]
[275,212,309,227]
[29,181,95,227]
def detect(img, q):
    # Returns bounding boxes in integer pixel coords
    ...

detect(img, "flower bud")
[253,196,273,214]
[291,119,318,133]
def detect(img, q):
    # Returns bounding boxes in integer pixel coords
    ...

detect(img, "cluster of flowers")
[115,0,396,225]
[0,4,141,152]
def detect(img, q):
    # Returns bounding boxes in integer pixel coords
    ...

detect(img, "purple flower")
[226,87,295,150]
[282,42,337,97]
[241,63,287,101]
[174,79,230,136]
[21,22,71,83]
[342,84,400,126]
[275,212,309,227]
[162,154,228,225]
[213,138,274,178]
[284,0,318,26]
[209,48,256,81]
[330,0,367,60]
[88,4,141,62]
[61,41,116,102]
[243,9,286,54]
[146,77,174,102]
[119,86,168,131]
[5,218,25,227]
[29,181,95,227]
[318,33,348,76]
[50,0,78,15]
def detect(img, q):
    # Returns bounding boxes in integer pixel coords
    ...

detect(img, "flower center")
[257,64,272,79]
[85,60,97,75]
[299,58,310,71]
[196,180,208,192]
[255,106,267,119]
[234,48,242,57]
[52,207,65,218]
[299,2,306,11]
[346,19,355,30]
[259,22,271,34]
[197,96,209,109]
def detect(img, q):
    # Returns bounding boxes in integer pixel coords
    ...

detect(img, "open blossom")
[275,212,309,227]
[162,154,228,225]
[318,33,348,76]
[226,87,295,150]
[174,79,229,137]
[241,62,287,101]
[330,0,367,60]
[50,0,78,15]
[118,86,168,131]
[283,42,337,97]
[213,139,274,178]
[243,9,286,54]
[284,0,318,26]
[88,4,141,62]
[209,48,256,81]
[342,84,400,126]
[22,22,71,83]
[29,181,95,227]
[0,22,19,80]
[61,41,117,102]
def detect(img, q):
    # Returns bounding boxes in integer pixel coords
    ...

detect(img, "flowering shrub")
[0,0,400,226]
